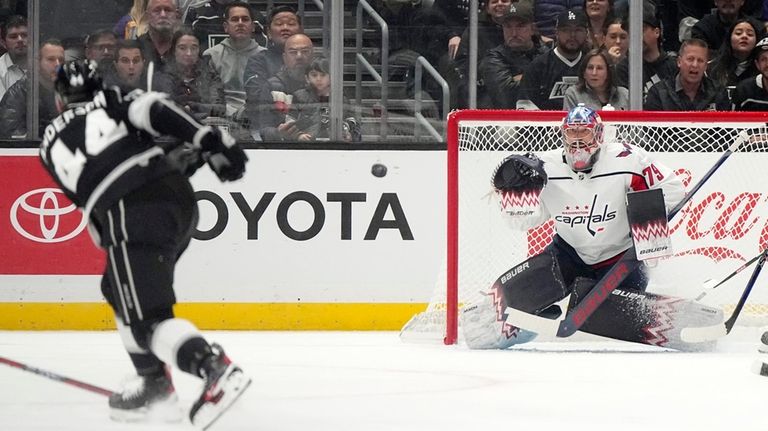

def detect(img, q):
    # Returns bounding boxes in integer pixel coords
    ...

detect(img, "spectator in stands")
[583,0,614,49]
[645,38,730,111]
[105,39,173,92]
[185,0,266,52]
[257,33,314,141]
[453,0,511,107]
[691,0,761,53]
[432,0,469,61]
[204,1,264,121]
[284,57,360,142]
[615,6,677,98]
[0,39,63,138]
[85,30,118,69]
[517,9,589,110]
[115,0,149,39]
[602,15,628,64]
[733,36,768,110]
[167,27,225,119]
[534,0,583,40]
[708,18,761,90]
[479,2,549,109]
[563,48,628,110]
[243,6,302,136]
[139,0,182,72]
[0,15,27,103]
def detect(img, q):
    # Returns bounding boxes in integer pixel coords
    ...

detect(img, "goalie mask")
[54,59,103,111]
[561,104,604,172]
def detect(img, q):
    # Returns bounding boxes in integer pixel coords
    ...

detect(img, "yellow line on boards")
[0,303,428,330]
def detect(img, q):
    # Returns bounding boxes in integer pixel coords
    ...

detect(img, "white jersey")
[527,141,685,265]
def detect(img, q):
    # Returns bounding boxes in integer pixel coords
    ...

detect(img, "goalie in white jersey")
[458,104,721,351]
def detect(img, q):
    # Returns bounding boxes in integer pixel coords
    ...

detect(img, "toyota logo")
[10,188,87,243]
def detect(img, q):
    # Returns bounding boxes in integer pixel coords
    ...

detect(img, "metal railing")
[355,0,388,139]
[413,56,449,141]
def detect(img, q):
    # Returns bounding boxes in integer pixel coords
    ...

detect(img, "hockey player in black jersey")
[39,59,250,428]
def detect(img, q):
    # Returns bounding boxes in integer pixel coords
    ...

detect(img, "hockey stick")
[680,248,768,342]
[505,131,751,338]
[0,355,114,397]
[693,251,765,301]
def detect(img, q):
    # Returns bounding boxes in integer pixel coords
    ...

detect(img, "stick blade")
[680,323,727,343]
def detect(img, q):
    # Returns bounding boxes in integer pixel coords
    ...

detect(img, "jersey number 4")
[50,110,129,192]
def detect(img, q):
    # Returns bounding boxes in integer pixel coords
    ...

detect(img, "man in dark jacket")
[644,38,730,111]
[243,5,302,136]
[0,38,63,138]
[479,2,549,109]
[257,33,314,141]
[517,9,588,110]
[615,6,678,98]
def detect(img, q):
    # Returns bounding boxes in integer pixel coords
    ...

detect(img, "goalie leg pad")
[500,247,569,315]
[580,288,722,351]
[460,286,537,349]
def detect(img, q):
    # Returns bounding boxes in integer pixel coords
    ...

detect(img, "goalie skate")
[190,344,252,430]
[109,369,182,423]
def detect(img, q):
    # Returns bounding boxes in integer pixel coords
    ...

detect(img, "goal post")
[430,109,768,345]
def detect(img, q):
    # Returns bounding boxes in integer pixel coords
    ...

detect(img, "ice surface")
[1,329,767,431]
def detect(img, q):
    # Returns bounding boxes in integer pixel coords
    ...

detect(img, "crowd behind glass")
[0,0,767,143]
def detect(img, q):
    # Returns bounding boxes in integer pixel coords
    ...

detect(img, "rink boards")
[1,148,768,329]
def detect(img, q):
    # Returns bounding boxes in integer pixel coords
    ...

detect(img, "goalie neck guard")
[561,104,604,172]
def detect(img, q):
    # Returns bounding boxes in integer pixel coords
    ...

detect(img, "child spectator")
[285,57,360,142]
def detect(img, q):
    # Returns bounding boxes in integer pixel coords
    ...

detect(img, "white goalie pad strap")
[116,318,147,354]
[150,318,201,367]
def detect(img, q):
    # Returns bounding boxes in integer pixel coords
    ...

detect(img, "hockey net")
[402,110,768,345]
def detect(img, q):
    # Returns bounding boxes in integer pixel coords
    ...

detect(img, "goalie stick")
[693,250,766,301]
[0,355,114,397]
[504,130,752,338]
[680,248,768,342]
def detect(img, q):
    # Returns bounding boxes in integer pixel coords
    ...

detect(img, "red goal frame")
[445,109,768,345]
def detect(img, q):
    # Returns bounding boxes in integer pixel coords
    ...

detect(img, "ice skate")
[190,343,252,430]
[109,369,182,423]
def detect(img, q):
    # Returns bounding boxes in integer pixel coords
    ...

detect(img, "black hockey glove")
[199,127,248,182]
[207,146,248,182]
[491,153,547,192]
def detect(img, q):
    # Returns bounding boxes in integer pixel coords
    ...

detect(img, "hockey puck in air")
[751,359,768,377]
[371,163,387,177]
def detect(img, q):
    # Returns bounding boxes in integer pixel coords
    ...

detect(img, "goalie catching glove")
[491,153,547,193]
[197,126,248,182]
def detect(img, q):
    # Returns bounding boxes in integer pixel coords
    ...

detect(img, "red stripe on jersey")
[630,173,649,192]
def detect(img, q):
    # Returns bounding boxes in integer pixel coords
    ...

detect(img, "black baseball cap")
[556,9,588,29]
[643,8,660,28]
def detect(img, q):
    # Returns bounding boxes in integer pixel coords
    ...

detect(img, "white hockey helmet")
[561,103,604,172]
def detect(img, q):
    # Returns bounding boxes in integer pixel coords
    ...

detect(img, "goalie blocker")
[461,248,722,351]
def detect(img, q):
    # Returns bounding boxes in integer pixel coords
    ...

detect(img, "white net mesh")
[404,110,768,344]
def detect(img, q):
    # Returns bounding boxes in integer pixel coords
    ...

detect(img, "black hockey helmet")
[54,59,104,108]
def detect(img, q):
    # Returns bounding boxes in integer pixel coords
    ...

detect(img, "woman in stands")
[708,18,763,95]
[602,15,628,65]
[167,27,226,120]
[563,48,628,110]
